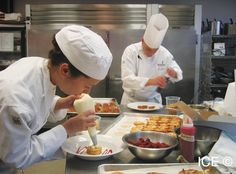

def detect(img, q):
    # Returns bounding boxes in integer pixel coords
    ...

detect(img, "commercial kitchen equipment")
[25,4,202,104]
[0,22,26,70]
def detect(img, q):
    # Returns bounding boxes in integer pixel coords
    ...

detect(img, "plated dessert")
[86,145,102,155]
[137,105,156,110]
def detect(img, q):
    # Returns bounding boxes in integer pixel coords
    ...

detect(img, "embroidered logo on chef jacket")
[156,61,167,72]
[157,61,165,66]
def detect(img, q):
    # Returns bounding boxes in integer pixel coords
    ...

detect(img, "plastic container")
[165,96,180,106]
[179,117,196,162]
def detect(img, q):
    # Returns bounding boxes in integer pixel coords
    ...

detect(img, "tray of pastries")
[94,98,120,116]
[104,113,182,142]
[67,98,120,116]
[98,163,211,174]
[130,115,182,135]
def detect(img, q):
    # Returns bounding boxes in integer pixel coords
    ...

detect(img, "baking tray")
[67,98,121,117]
[98,163,205,174]
[103,112,182,144]
[94,98,121,117]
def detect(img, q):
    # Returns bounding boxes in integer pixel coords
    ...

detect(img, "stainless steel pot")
[211,21,222,35]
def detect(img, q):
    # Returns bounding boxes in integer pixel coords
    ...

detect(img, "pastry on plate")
[111,172,124,174]
[86,145,102,155]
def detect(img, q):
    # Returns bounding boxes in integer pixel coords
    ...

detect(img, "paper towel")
[209,132,236,173]
[223,82,236,117]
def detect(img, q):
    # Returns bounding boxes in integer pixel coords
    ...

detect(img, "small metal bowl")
[176,125,221,157]
[195,125,221,157]
[189,104,209,112]
[122,131,178,161]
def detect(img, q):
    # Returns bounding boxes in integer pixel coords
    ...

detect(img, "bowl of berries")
[122,131,178,161]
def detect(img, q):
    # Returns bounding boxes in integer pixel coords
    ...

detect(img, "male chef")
[121,13,183,105]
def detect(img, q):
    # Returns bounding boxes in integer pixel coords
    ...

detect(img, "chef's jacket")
[121,42,183,105]
[0,57,68,169]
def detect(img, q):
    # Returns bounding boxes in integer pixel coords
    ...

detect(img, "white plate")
[62,134,124,161]
[127,102,162,111]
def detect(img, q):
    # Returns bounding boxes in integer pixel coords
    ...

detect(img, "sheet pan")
[98,163,204,174]
[67,98,121,117]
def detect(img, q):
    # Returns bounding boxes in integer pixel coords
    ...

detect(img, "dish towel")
[209,132,236,173]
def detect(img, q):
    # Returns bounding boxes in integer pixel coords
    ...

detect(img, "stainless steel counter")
[65,106,180,174]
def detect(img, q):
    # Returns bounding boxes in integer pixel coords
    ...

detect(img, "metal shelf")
[212,35,236,38]
[210,84,228,88]
[211,55,236,59]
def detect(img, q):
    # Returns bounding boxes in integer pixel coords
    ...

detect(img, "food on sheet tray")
[128,137,170,148]
[178,169,203,174]
[131,115,182,134]
[110,172,124,174]
[86,145,102,155]
[137,105,156,110]
[111,172,124,174]
[95,100,120,113]
[110,169,202,174]
[69,98,120,114]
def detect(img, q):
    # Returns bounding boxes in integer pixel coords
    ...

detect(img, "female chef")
[0,25,112,172]
[121,13,183,105]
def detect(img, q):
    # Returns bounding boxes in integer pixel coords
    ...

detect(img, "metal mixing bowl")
[122,131,178,161]
[189,104,209,112]
[195,125,221,157]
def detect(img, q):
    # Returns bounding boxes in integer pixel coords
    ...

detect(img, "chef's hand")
[54,95,79,111]
[146,76,167,88]
[62,110,96,136]
[167,68,177,78]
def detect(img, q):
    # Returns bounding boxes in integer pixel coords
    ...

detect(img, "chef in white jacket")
[0,25,112,173]
[121,13,183,105]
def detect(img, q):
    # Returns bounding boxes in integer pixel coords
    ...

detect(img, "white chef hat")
[143,13,169,49]
[55,25,112,80]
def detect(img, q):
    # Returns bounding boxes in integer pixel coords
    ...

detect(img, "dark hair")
[48,35,88,78]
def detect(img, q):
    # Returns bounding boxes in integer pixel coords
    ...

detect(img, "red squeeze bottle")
[179,117,196,162]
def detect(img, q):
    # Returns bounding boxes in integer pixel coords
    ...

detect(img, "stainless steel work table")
[65,106,180,174]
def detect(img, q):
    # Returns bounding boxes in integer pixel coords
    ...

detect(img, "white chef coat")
[0,57,68,170]
[121,42,183,105]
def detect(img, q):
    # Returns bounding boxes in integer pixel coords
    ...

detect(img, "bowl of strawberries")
[122,131,178,161]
